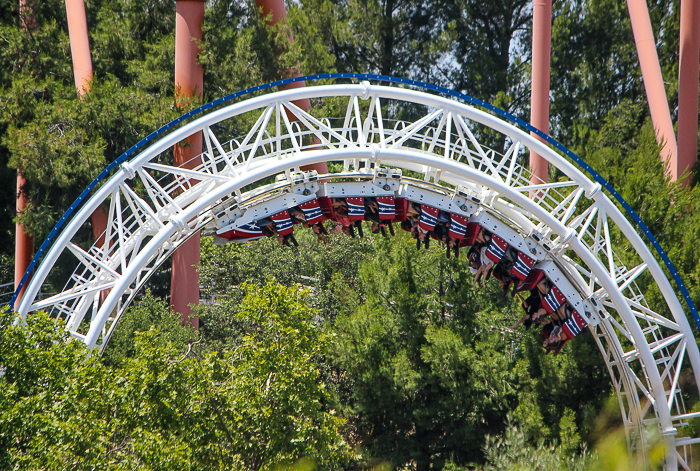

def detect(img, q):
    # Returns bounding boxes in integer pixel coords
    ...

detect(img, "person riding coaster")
[256,214,299,247]
[364,197,396,237]
[541,303,588,355]
[288,200,329,242]
[491,262,515,298]
[403,202,464,256]
[510,290,542,330]
[329,197,354,236]
[404,201,424,246]
[326,196,396,238]
[509,276,553,331]
[509,270,590,354]
[466,227,495,288]
[468,225,538,295]
[431,221,456,258]
[507,276,556,328]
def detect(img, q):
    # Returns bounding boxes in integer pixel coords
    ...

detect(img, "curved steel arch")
[11,77,700,470]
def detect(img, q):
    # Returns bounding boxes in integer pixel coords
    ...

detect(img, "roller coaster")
[10,74,700,470]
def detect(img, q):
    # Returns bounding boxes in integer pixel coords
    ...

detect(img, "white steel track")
[13,83,700,470]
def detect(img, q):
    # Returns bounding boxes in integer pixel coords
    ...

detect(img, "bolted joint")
[121,162,137,180]
[559,229,576,246]
[170,215,188,233]
[550,229,576,256]
[370,144,380,163]
[360,81,372,100]
[585,182,602,199]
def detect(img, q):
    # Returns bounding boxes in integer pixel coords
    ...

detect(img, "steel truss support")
[12,82,700,470]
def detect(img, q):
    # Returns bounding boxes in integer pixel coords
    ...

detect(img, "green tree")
[0,0,178,291]
[197,230,375,351]
[101,290,198,367]
[0,0,73,258]
[513,330,610,445]
[478,420,590,471]
[439,0,531,106]
[0,281,352,470]
[330,235,522,469]
[549,0,644,142]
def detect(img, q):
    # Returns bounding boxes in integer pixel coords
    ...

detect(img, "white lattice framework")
[13,82,700,470]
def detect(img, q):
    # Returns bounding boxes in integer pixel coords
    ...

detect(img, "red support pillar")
[529,0,552,186]
[15,0,35,310]
[65,0,93,95]
[626,0,678,173]
[14,175,33,310]
[677,0,700,186]
[254,0,328,176]
[171,0,205,328]
[65,0,110,301]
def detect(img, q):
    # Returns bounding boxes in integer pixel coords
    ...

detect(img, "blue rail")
[11,73,700,332]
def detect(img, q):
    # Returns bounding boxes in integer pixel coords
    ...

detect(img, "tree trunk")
[381,0,395,75]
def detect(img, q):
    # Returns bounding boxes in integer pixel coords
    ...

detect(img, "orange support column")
[65,0,93,95]
[529,0,552,185]
[677,0,700,185]
[65,0,110,300]
[14,0,35,310]
[626,0,678,172]
[172,0,205,328]
[14,175,33,310]
[255,0,328,176]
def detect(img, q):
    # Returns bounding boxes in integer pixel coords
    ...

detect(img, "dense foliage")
[1,0,699,469]
[0,284,351,470]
